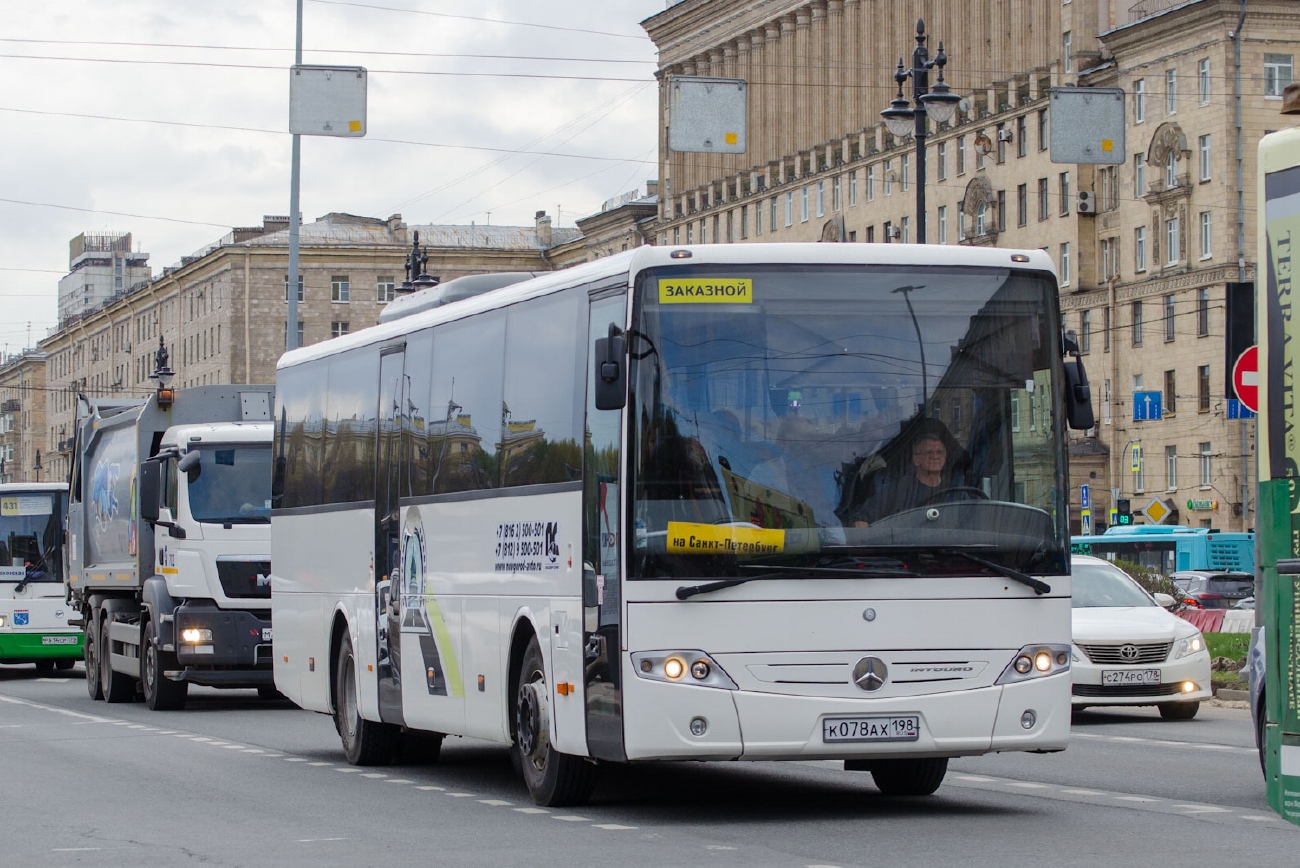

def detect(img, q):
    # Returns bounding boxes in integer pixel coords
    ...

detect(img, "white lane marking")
[385,779,414,785]
[360,773,388,779]
[447,792,475,798]
[1006,782,1049,789]
[296,837,348,843]
[52,848,102,852]
[1061,789,1105,796]
[333,767,362,773]
[514,807,549,814]
[0,694,114,723]
[1115,796,1161,803]
[954,775,996,782]
[1241,815,1279,822]
[283,757,307,763]
[221,744,245,750]
[594,824,638,831]
[243,749,264,754]
[553,815,590,822]
[35,678,73,684]
[1071,730,1254,754]
[307,761,331,766]
[478,799,512,806]
[416,786,445,791]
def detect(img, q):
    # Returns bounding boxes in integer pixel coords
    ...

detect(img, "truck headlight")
[181,628,213,644]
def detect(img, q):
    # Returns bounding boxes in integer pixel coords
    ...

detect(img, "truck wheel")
[512,637,596,807]
[100,612,135,703]
[869,758,949,796]
[143,619,188,711]
[334,631,399,765]
[84,614,103,700]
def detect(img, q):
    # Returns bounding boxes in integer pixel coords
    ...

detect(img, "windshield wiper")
[947,550,1051,596]
[675,563,916,600]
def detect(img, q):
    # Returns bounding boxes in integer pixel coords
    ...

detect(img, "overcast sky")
[0,0,665,352]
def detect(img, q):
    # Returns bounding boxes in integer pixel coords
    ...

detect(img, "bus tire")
[400,731,445,765]
[869,757,948,796]
[55,658,76,671]
[1157,700,1199,721]
[100,612,135,704]
[513,637,596,807]
[334,631,399,765]
[84,613,103,700]
[142,618,188,711]
[35,660,55,673]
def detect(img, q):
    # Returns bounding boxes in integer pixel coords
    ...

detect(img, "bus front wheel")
[868,757,948,796]
[512,637,596,807]
[333,631,400,765]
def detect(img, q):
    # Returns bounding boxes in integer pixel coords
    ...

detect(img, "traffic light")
[1116,498,1133,525]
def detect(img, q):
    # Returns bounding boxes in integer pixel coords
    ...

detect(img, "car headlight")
[1174,632,1205,659]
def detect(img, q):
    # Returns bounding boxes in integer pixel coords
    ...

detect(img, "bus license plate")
[41,636,79,645]
[1101,669,1160,686]
[822,715,920,743]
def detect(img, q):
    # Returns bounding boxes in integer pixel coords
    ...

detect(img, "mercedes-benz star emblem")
[852,656,888,692]
[1119,644,1139,660]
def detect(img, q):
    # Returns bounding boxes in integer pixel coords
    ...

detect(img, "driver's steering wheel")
[919,486,990,506]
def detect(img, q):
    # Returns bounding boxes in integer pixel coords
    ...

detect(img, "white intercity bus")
[270,243,1095,805]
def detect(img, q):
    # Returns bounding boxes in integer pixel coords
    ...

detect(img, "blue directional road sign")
[1227,399,1256,420]
[1133,390,1163,421]
[1080,483,1090,510]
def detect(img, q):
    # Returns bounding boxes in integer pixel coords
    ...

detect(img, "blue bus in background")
[1070,526,1254,576]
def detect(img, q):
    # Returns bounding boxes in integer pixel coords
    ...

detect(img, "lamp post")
[879,18,961,244]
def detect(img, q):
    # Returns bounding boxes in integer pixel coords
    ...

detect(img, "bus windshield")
[0,489,66,583]
[629,263,1068,580]
[186,445,273,524]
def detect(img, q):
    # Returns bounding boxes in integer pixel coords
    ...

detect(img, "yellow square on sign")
[349,120,362,133]
[725,132,737,145]
[1101,139,1114,152]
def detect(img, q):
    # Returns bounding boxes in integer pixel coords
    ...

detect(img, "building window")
[331,276,350,303]
[1134,225,1148,272]
[755,200,763,236]
[901,154,910,192]
[1164,369,1177,415]
[1164,294,1176,342]
[1132,300,1143,346]
[673,226,680,245]
[957,210,966,241]
[286,320,304,346]
[1080,310,1092,353]
[936,141,947,181]
[867,165,875,202]
[957,137,966,175]
[1101,237,1119,281]
[770,196,778,230]
[832,176,841,212]
[1134,153,1146,198]
[900,216,911,244]
[1134,78,1146,123]
[1165,216,1180,264]
[784,192,794,227]
[1198,365,1211,411]
[1063,31,1072,73]
[884,220,894,243]
[1165,150,1178,188]
[1104,307,1111,352]
[997,189,1006,231]
[1038,178,1049,221]
[377,277,395,303]
[1099,165,1119,211]
[1198,59,1210,105]
[1059,242,1071,286]
[1011,392,1021,432]
[1058,172,1070,216]
[284,274,304,302]
[849,170,858,206]
[1038,109,1048,151]
[1200,211,1212,259]
[1166,445,1178,490]
[331,321,350,339]
[866,225,875,243]
[686,224,693,243]
[1265,54,1294,98]
[1197,288,1210,336]
[1017,115,1027,158]
[816,181,825,217]
[1198,134,1211,181]
[937,205,948,244]
[884,161,894,196]
[1165,68,1177,114]
[996,124,1007,163]
[1017,183,1028,226]
[801,186,810,222]
[1199,442,1212,486]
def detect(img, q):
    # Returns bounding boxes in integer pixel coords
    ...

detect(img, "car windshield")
[628,262,1069,580]
[1071,561,1157,608]
[186,445,273,524]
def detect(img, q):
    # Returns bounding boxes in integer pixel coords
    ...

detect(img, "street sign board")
[1141,497,1171,525]
[1133,390,1163,420]
[289,65,367,137]
[1049,87,1125,165]
[1080,483,1090,510]
[1232,345,1259,413]
[1228,399,1257,420]
[668,76,748,154]
[1130,445,1142,473]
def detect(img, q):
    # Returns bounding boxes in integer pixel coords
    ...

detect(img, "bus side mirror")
[594,323,627,411]
[139,460,161,524]
[1062,331,1095,431]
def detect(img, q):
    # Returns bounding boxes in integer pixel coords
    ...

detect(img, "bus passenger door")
[584,292,627,761]
[375,346,406,726]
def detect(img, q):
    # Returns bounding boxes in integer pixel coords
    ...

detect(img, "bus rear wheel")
[334,631,400,765]
[512,637,595,807]
[868,757,948,797]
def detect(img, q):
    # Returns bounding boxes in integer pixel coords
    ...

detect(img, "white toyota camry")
[1070,555,1212,720]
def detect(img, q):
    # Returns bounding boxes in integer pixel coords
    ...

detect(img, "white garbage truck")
[66,366,275,710]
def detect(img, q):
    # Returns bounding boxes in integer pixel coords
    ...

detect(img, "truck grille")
[216,559,272,599]
[1077,641,1172,665]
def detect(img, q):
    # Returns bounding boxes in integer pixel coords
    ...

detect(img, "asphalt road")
[2,663,1295,868]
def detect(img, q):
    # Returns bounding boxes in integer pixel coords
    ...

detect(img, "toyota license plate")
[1101,669,1160,685]
[822,715,920,743]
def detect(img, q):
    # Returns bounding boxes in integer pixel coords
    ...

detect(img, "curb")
[1214,687,1249,702]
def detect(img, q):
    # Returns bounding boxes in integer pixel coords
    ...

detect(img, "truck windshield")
[628,263,1069,580]
[0,490,66,583]
[186,445,273,524]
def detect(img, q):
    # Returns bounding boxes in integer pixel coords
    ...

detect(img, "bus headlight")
[996,644,1071,684]
[1174,633,1205,659]
[632,650,737,690]
[180,628,213,644]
